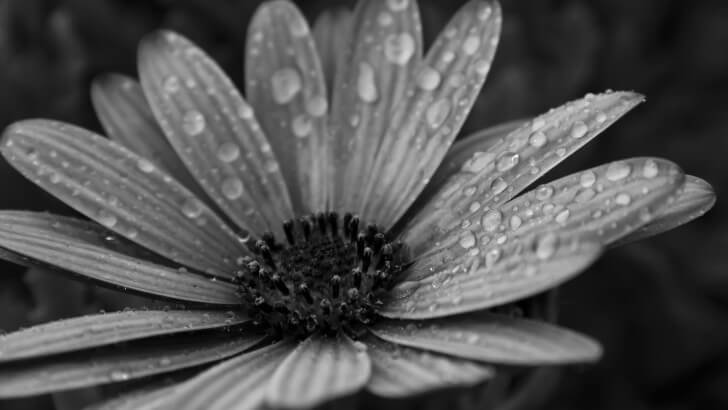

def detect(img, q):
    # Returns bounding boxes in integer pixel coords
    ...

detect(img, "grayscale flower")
[0,0,715,409]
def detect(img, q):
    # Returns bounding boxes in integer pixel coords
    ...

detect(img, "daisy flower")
[0,0,715,409]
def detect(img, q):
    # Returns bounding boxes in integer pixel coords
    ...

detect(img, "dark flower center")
[233,212,406,338]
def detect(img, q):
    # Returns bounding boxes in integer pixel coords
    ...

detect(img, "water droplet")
[237,104,254,119]
[289,14,309,37]
[270,68,302,104]
[221,177,244,200]
[417,66,441,91]
[580,171,596,188]
[485,248,501,266]
[136,158,155,173]
[509,215,522,230]
[469,201,481,212]
[642,160,659,178]
[615,193,631,206]
[606,162,631,181]
[426,99,451,129]
[162,76,180,94]
[535,185,553,200]
[570,121,588,139]
[496,152,519,172]
[182,111,206,136]
[464,152,495,173]
[481,210,502,232]
[575,188,596,203]
[357,62,378,103]
[555,209,570,224]
[217,142,240,162]
[49,172,62,184]
[306,96,327,117]
[384,33,416,65]
[109,370,130,381]
[459,231,476,249]
[490,177,507,195]
[535,233,558,260]
[462,35,480,55]
[292,115,312,138]
[387,0,409,11]
[97,210,117,228]
[182,198,203,218]
[595,112,608,123]
[378,12,393,26]
[265,160,280,173]
[529,131,547,147]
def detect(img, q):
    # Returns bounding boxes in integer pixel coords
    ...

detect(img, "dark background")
[0,0,726,409]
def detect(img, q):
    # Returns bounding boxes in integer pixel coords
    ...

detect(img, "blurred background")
[0,0,726,409]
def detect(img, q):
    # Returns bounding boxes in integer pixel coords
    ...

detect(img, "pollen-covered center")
[233,212,405,337]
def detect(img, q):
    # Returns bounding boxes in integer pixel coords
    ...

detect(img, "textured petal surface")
[381,233,601,319]
[246,1,330,212]
[0,332,264,398]
[0,310,246,362]
[90,74,206,200]
[0,211,239,304]
[370,312,602,365]
[163,341,293,410]
[88,384,179,410]
[139,31,293,238]
[360,0,502,227]
[266,333,371,408]
[614,175,715,246]
[329,0,423,212]
[1,120,246,277]
[312,8,353,98]
[363,335,494,398]
[404,91,645,253]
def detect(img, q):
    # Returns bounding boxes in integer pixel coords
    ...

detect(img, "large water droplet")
[357,63,378,103]
[490,177,507,195]
[291,115,312,138]
[417,66,441,91]
[136,158,155,173]
[464,152,495,173]
[306,96,327,117]
[535,233,558,260]
[615,193,631,206]
[555,209,570,224]
[529,131,547,147]
[181,198,203,218]
[182,111,206,136]
[481,210,502,232]
[97,209,117,228]
[496,152,519,172]
[580,171,596,188]
[221,177,244,200]
[642,159,659,179]
[459,231,476,249]
[384,33,416,65]
[426,99,451,129]
[217,142,240,162]
[606,162,631,181]
[462,35,481,55]
[570,121,588,139]
[270,67,302,104]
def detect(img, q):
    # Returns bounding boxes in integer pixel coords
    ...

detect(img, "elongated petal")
[614,175,716,246]
[370,312,602,365]
[0,211,239,305]
[395,120,525,232]
[404,91,644,253]
[0,310,246,362]
[363,335,493,398]
[1,120,246,276]
[360,0,502,226]
[329,0,423,212]
[312,8,353,97]
[381,233,601,319]
[0,332,264,398]
[163,341,293,410]
[266,333,371,408]
[246,1,330,213]
[90,74,207,200]
[139,31,293,237]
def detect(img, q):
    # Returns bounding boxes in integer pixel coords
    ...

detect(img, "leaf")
[359,0,502,227]
[363,335,493,398]
[0,211,239,305]
[370,311,602,365]
[266,333,371,408]
[245,1,330,213]
[1,120,246,277]
[139,30,294,238]
[0,310,247,362]
[0,332,264,398]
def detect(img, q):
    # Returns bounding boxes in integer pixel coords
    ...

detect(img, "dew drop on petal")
[306,96,328,117]
[384,33,416,65]
[496,152,519,172]
[221,177,244,200]
[291,115,312,138]
[529,131,547,147]
[97,209,117,228]
[265,160,280,173]
[459,231,476,249]
[580,171,596,188]
[595,112,608,123]
[481,210,502,232]
[615,193,632,206]
[136,158,155,173]
[509,215,522,230]
[181,198,203,218]
[535,233,558,260]
[462,35,481,55]
[473,59,491,76]
[378,12,393,26]
[237,104,254,119]
[490,177,507,195]
[417,66,441,91]
[555,209,570,224]
[570,121,588,139]
[182,111,206,136]
[464,152,495,173]
[535,185,554,200]
[387,0,409,11]
[606,162,632,181]
[531,118,546,131]
[642,159,659,179]
[162,75,180,94]
[357,62,378,103]
[217,142,240,162]
[270,67,302,104]
[289,14,309,37]
[426,99,451,129]
[109,370,130,382]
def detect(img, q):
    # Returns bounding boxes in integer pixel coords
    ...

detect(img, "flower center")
[234,212,405,338]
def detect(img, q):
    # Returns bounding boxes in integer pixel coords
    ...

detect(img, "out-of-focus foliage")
[0,0,726,409]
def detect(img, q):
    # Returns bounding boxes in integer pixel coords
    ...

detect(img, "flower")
[0,0,715,408]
